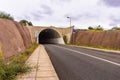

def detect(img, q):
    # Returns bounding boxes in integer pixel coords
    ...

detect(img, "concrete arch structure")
[27,26,73,44]
[38,28,64,44]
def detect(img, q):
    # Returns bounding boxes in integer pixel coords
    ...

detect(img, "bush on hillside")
[19,20,33,26]
[0,11,14,20]
[88,25,104,31]
[88,26,94,30]
[111,26,120,30]
[0,43,38,80]
[63,35,68,44]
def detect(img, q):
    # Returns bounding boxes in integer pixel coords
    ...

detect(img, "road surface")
[44,44,120,80]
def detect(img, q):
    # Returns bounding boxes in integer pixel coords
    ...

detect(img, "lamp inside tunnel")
[39,29,64,44]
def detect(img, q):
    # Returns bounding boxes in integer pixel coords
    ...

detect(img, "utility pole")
[67,16,71,27]
[67,16,74,44]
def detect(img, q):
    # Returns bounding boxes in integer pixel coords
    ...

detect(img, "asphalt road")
[44,44,120,80]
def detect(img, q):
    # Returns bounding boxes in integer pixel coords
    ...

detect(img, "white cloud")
[0,0,120,29]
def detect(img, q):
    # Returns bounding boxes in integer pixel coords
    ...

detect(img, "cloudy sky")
[0,0,120,29]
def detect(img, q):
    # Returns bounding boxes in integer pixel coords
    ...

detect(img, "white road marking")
[53,45,120,67]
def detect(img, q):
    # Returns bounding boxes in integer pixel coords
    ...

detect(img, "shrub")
[0,60,30,80]
[111,27,120,30]
[19,20,33,26]
[95,25,103,30]
[0,52,2,59]
[25,49,30,55]
[88,26,94,30]
[0,43,38,80]
[63,35,68,44]
[88,25,104,31]
[0,12,14,20]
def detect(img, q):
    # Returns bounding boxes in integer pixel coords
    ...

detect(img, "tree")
[95,25,103,30]
[19,20,27,26]
[111,26,120,30]
[88,25,103,30]
[19,20,33,26]
[0,11,14,20]
[28,22,33,26]
[88,26,94,30]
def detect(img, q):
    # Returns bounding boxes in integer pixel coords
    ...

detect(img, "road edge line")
[54,45,120,67]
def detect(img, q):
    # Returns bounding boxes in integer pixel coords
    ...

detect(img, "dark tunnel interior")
[39,29,61,44]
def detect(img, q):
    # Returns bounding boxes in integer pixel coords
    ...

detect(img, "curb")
[17,45,59,80]
[66,44,120,54]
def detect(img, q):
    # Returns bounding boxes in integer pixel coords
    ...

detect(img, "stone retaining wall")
[73,30,120,49]
[0,19,32,59]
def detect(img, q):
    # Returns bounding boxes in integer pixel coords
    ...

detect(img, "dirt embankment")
[0,19,32,59]
[73,30,120,49]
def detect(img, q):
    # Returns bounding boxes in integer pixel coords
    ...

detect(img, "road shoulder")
[66,44,120,54]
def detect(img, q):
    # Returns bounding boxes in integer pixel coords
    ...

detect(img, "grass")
[87,30,106,32]
[0,60,30,80]
[0,52,2,59]
[68,43,120,51]
[0,43,38,80]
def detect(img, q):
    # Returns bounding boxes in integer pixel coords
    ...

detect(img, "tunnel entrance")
[39,29,64,44]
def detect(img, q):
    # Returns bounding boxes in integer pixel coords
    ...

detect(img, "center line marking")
[53,45,120,67]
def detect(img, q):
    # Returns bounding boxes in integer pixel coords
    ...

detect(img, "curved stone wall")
[73,30,120,49]
[0,19,32,59]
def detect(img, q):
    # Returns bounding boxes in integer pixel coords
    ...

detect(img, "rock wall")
[0,19,32,59]
[73,30,120,49]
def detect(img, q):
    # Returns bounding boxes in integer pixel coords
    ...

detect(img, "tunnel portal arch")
[38,28,64,44]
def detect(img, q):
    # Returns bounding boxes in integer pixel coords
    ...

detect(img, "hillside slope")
[73,30,120,49]
[0,19,32,59]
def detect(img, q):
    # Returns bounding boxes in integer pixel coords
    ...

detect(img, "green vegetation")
[69,43,120,51]
[95,25,103,30]
[63,35,68,44]
[76,29,87,31]
[0,60,30,80]
[0,12,14,20]
[88,25,104,31]
[0,46,2,60]
[75,25,104,32]
[88,26,94,30]
[111,26,120,30]
[0,43,38,80]
[0,52,2,60]
[19,20,33,26]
